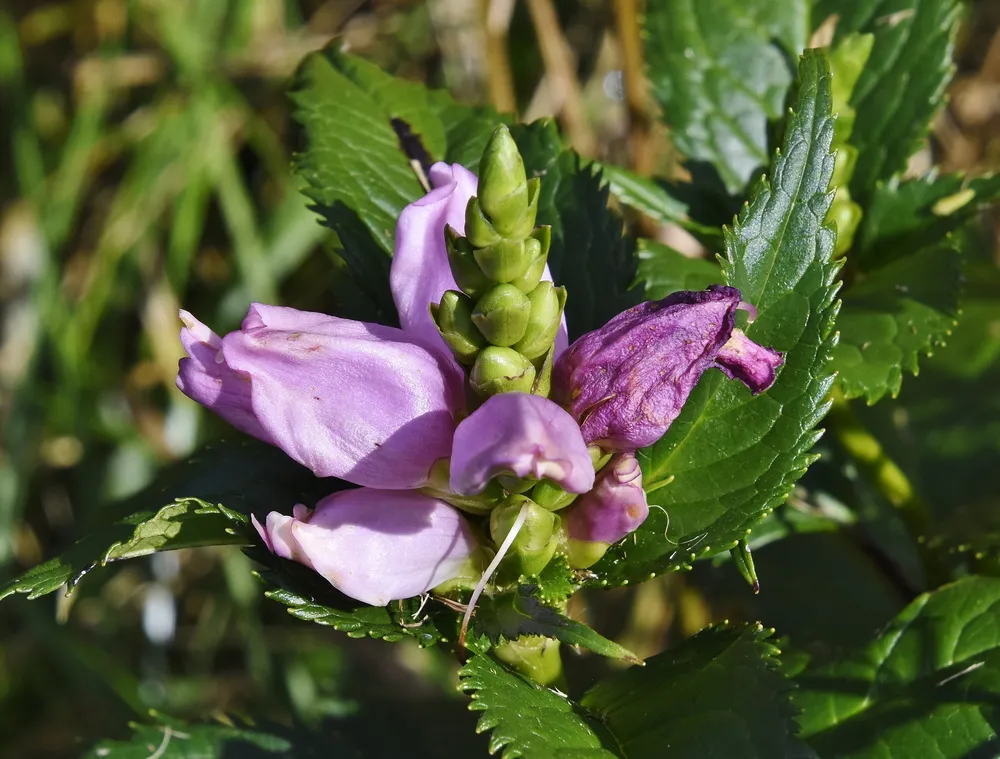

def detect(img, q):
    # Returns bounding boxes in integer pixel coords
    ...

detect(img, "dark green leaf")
[815,0,962,199]
[590,50,839,585]
[858,172,1000,265]
[459,654,616,759]
[512,121,639,338]
[832,243,960,403]
[581,624,816,759]
[472,586,642,664]
[794,575,1000,758]
[0,499,249,602]
[262,586,443,647]
[636,240,723,300]
[644,0,806,193]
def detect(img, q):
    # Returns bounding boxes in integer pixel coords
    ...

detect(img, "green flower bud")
[566,538,610,569]
[490,495,560,577]
[478,125,531,238]
[465,197,502,249]
[470,347,536,397]
[512,282,566,359]
[472,284,531,346]
[494,636,563,686]
[831,145,858,188]
[445,225,492,298]
[531,479,578,511]
[510,228,550,293]
[431,290,486,365]
[474,238,534,284]
[830,188,862,255]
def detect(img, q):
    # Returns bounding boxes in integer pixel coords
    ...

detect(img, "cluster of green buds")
[431,125,566,399]
[827,32,874,254]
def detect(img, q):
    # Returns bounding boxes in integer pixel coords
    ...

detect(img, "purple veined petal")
[206,303,464,488]
[566,453,649,544]
[254,489,478,607]
[391,162,478,346]
[715,328,783,393]
[176,310,274,444]
[449,392,594,496]
[553,285,783,451]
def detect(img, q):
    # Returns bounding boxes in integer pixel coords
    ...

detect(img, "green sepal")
[470,347,537,397]
[490,496,560,578]
[510,226,550,292]
[445,225,492,298]
[513,282,566,359]
[421,459,505,515]
[474,238,535,284]
[472,283,532,346]
[432,290,486,364]
[465,196,502,249]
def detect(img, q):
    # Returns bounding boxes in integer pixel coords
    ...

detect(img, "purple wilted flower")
[252,490,477,607]
[177,163,591,604]
[553,285,783,451]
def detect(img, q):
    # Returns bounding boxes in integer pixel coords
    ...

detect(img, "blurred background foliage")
[1,1,998,756]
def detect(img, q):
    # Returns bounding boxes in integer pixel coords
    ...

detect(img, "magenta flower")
[553,285,783,451]
[177,163,592,604]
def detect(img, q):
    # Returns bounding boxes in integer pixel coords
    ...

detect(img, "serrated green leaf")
[832,243,960,403]
[644,0,806,194]
[636,240,722,300]
[472,586,642,664]
[0,499,248,602]
[590,50,839,585]
[459,654,616,759]
[262,585,443,647]
[858,172,1000,264]
[794,575,1000,758]
[512,121,639,338]
[581,624,816,759]
[815,0,961,199]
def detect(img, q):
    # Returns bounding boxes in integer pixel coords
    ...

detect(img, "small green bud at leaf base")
[470,347,536,396]
[474,239,534,284]
[566,537,610,569]
[465,197,502,249]
[432,291,486,364]
[494,636,563,687]
[513,282,566,359]
[478,125,531,238]
[472,284,531,346]
[830,187,862,255]
[490,496,560,577]
[445,226,492,298]
[509,232,548,293]
[531,479,578,511]
[730,538,760,594]
[831,145,858,188]
[829,33,874,143]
